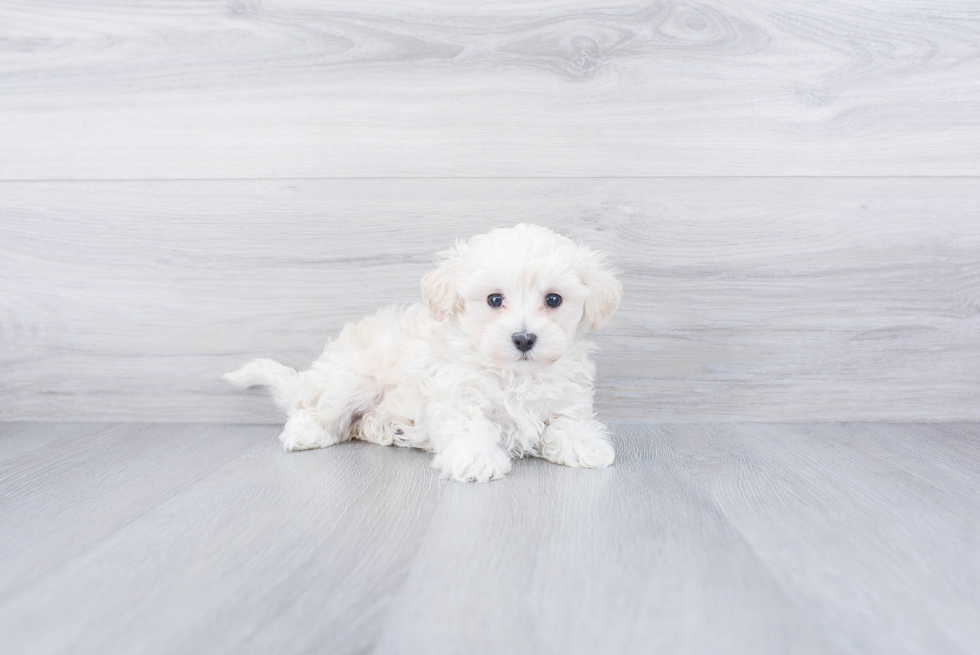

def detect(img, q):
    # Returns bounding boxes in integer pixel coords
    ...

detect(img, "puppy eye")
[487,293,504,308]
[545,293,562,308]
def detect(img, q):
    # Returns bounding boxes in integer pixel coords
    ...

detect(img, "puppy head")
[421,224,622,369]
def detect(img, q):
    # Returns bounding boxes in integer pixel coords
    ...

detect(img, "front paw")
[541,421,615,469]
[432,443,512,483]
[566,438,615,468]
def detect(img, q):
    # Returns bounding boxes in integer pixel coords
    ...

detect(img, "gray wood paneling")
[1,1,979,178]
[1,178,977,422]
[2,422,977,654]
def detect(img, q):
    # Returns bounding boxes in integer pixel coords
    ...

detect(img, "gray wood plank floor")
[1,422,977,654]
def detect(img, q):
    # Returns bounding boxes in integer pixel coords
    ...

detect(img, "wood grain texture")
[375,424,833,655]
[667,423,980,654]
[376,423,980,654]
[1,178,977,422]
[0,422,443,655]
[1,1,979,178]
[5,423,974,654]
[0,423,269,602]
[0,422,107,464]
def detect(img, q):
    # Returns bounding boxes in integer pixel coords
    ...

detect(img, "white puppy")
[224,224,623,482]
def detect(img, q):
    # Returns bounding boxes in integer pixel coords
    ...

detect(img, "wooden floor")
[1,423,977,654]
[4,5,977,651]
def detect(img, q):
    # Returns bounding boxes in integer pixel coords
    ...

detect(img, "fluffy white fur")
[224,224,623,482]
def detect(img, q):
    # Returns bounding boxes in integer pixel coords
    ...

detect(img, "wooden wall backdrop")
[0,1,978,422]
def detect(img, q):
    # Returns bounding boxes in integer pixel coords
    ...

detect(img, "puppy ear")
[581,250,623,330]
[421,243,466,321]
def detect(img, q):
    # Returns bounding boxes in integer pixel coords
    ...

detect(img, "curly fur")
[224,224,623,482]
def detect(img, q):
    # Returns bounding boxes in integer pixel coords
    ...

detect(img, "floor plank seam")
[0,428,272,608]
[366,474,449,655]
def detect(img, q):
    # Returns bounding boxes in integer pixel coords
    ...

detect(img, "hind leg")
[279,409,345,451]
[281,348,381,452]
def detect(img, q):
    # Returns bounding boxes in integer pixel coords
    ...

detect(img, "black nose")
[512,332,537,353]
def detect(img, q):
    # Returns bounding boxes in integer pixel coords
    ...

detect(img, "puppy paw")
[279,411,340,451]
[432,444,512,483]
[565,438,615,468]
[541,421,615,469]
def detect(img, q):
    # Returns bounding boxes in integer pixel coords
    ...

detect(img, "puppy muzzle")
[511,332,537,353]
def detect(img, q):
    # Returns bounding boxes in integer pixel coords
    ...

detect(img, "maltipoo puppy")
[224,224,622,482]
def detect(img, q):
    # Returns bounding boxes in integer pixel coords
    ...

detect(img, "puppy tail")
[223,358,306,411]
